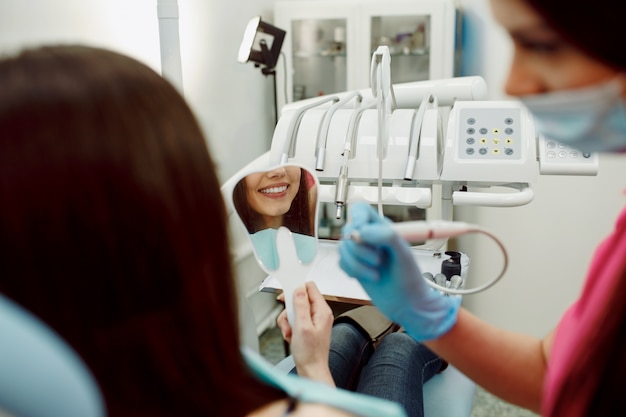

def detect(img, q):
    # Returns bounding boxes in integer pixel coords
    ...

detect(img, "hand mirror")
[231,164,319,324]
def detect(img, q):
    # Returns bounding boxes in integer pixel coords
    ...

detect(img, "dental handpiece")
[345,220,474,243]
[344,220,507,296]
[334,165,350,219]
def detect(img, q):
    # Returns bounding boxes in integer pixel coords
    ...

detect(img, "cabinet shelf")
[275,0,458,110]
[294,49,429,59]
[379,49,430,57]
[294,51,348,58]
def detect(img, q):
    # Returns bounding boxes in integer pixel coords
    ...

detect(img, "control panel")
[458,108,522,161]
[537,135,599,175]
[441,101,537,184]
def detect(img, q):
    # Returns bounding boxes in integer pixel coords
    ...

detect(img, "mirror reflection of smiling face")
[244,165,302,229]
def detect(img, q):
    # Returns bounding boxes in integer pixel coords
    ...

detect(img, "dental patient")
[0,44,406,417]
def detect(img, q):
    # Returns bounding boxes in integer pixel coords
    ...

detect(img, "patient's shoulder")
[291,402,355,417]
[248,399,355,417]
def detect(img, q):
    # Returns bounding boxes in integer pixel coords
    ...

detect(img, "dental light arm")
[280,75,488,114]
[157,0,183,92]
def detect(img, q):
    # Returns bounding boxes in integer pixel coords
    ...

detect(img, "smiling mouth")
[259,185,288,195]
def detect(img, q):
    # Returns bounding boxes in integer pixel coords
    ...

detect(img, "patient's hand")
[277,281,335,386]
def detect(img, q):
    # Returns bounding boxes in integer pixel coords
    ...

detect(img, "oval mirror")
[232,164,318,272]
[231,164,319,324]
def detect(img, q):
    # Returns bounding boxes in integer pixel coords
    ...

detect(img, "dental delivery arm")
[425,309,554,413]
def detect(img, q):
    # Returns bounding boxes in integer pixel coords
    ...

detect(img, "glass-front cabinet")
[291,18,349,100]
[274,0,459,111]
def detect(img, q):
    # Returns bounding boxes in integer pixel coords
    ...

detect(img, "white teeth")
[260,185,287,194]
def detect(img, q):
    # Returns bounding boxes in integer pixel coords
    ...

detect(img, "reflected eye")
[517,39,565,54]
[511,29,567,55]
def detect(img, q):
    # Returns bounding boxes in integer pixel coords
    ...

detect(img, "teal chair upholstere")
[0,294,105,417]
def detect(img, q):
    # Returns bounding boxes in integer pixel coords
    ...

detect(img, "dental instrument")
[315,91,363,172]
[344,219,509,295]
[281,95,341,165]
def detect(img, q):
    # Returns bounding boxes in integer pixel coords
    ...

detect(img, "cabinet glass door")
[370,15,431,84]
[291,18,348,100]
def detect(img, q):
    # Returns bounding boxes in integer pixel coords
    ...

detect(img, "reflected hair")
[0,45,284,416]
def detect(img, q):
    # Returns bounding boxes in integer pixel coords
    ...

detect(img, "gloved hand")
[338,202,461,342]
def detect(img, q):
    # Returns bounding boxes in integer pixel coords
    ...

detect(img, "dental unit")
[223,45,599,298]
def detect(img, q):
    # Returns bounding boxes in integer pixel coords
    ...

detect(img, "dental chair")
[0,294,105,417]
[273,352,475,417]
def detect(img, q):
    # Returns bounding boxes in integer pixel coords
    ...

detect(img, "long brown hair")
[0,45,284,416]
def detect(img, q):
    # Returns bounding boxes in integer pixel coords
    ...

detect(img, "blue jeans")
[328,322,443,417]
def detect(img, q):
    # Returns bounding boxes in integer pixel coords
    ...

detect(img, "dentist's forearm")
[425,308,549,413]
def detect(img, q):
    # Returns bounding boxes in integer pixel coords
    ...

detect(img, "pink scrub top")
[542,204,626,416]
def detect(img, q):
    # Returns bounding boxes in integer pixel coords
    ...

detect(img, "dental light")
[238,16,286,74]
[238,16,286,125]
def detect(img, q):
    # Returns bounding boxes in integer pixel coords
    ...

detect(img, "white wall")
[0,0,277,183]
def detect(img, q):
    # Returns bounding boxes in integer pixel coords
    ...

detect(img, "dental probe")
[344,220,509,296]
[346,220,474,242]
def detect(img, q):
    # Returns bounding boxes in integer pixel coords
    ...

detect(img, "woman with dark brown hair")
[0,45,404,417]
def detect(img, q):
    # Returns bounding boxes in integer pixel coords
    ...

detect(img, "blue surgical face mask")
[520,78,626,154]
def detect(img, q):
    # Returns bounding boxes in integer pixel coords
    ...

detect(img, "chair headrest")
[0,294,105,417]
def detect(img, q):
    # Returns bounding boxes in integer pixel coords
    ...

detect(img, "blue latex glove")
[338,202,461,342]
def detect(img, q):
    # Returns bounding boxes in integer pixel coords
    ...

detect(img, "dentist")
[339,0,626,415]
